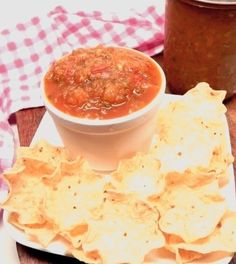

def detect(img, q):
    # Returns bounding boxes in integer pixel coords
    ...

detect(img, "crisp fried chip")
[163,151,234,189]
[81,193,165,264]
[43,157,107,248]
[2,158,53,225]
[150,83,233,176]
[167,211,236,255]
[1,140,70,225]
[176,248,203,264]
[8,212,56,247]
[72,248,102,264]
[15,140,69,168]
[164,213,236,264]
[185,82,226,110]
[156,182,226,243]
[164,234,204,264]
[111,153,165,199]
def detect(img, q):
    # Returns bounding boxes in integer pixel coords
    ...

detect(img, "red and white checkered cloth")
[0,4,165,176]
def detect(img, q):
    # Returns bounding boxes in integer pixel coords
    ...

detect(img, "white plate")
[3,94,236,264]
[0,212,20,264]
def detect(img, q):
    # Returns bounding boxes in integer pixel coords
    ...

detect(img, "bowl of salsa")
[42,45,166,171]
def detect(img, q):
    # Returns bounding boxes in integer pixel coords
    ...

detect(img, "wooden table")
[14,54,236,263]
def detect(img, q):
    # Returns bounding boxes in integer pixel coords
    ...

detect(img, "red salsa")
[44,46,161,119]
[164,0,236,98]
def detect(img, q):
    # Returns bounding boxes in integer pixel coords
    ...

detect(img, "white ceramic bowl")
[42,47,166,171]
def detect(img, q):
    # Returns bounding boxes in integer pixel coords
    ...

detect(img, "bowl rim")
[41,47,166,127]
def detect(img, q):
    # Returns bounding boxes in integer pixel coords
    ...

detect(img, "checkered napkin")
[0,4,165,176]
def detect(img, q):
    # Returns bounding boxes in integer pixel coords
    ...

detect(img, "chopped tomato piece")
[44,46,161,119]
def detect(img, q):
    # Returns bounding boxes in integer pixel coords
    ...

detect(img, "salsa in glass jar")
[164,0,236,98]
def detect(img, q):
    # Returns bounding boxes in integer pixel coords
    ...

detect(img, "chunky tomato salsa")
[44,46,161,119]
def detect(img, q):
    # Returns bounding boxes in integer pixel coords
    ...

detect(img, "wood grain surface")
[13,53,236,263]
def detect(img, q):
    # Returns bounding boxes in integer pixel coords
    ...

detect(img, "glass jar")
[164,0,236,98]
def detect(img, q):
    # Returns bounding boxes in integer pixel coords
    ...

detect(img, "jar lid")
[195,0,236,4]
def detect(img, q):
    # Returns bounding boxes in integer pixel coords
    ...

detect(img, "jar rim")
[194,0,236,4]
[180,0,236,8]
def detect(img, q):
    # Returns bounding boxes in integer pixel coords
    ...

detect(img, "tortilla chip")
[156,182,226,242]
[82,193,165,264]
[111,153,165,199]
[15,140,69,168]
[42,158,107,247]
[8,212,56,247]
[168,211,236,255]
[72,247,102,264]
[1,159,53,225]
[176,248,203,264]
[150,83,232,175]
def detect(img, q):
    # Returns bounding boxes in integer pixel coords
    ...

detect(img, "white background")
[0,0,165,29]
